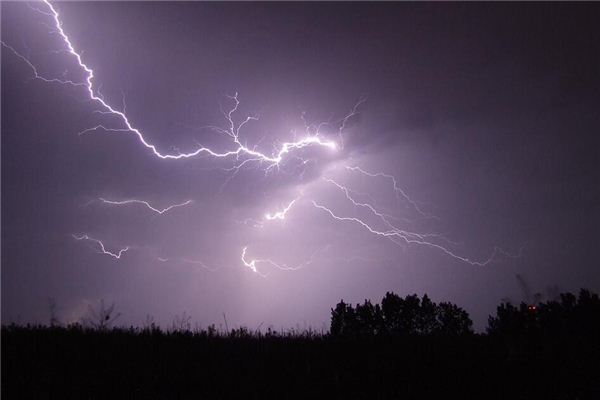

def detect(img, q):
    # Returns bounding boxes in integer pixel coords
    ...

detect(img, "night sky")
[2,1,599,331]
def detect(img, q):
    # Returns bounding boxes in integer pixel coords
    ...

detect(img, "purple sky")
[2,1,599,331]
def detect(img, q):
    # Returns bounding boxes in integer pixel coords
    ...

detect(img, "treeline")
[330,292,472,337]
[329,289,600,341]
[4,289,600,339]
[2,289,600,399]
[487,289,600,346]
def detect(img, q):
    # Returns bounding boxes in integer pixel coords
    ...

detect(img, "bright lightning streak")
[234,197,299,229]
[264,199,298,221]
[7,0,338,167]
[322,178,445,245]
[337,97,366,150]
[6,1,516,272]
[0,41,86,88]
[240,246,269,277]
[310,200,501,267]
[99,198,193,215]
[346,165,434,218]
[240,245,325,275]
[72,234,129,259]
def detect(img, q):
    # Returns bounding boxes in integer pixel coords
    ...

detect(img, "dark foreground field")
[2,324,600,399]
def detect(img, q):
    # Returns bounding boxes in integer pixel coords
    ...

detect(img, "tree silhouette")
[436,302,473,336]
[487,289,600,344]
[331,292,473,337]
[417,294,438,334]
[355,300,384,336]
[330,300,357,337]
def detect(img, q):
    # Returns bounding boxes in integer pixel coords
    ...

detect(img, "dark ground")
[2,325,599,399]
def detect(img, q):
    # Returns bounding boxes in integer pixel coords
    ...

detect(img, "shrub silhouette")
[331,292,473,337]
[487,289,600,344]
[81,299,121,330]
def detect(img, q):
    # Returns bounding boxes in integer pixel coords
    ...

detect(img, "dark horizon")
[2,1,599,331]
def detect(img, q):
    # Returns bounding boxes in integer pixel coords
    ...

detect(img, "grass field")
[2,323,599,399]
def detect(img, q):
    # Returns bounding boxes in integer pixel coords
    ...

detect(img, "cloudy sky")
[2,1,599,330]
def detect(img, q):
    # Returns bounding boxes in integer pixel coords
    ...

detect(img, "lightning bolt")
[322,178,446,244]
[72,234,129,259]
[98,198,193,215]
[264,198,298,221]
[346,165,435,219]
[336,97,367,150]
[5,1,517,272]
[240,245,328,276]
[240,246,269,277]
[4,0,338,168]
[310,198,503,267]
[1,41,85,88]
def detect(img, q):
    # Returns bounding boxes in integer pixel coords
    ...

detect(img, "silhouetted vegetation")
[488,289,600,353]
[2,290,600,399]
[331,292,472,337]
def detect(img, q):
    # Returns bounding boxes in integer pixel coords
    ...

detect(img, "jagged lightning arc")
[4,0,515,272]
[240,246,269,277]
[72,234,129,259]
[310,174,514,267]
[264,198,298,221]
[98,198,193,215]
[245,171,513,270]
[346,166,434,219]
[241,245,327,275]
[233,198,299,229]
[5,0,338,167]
